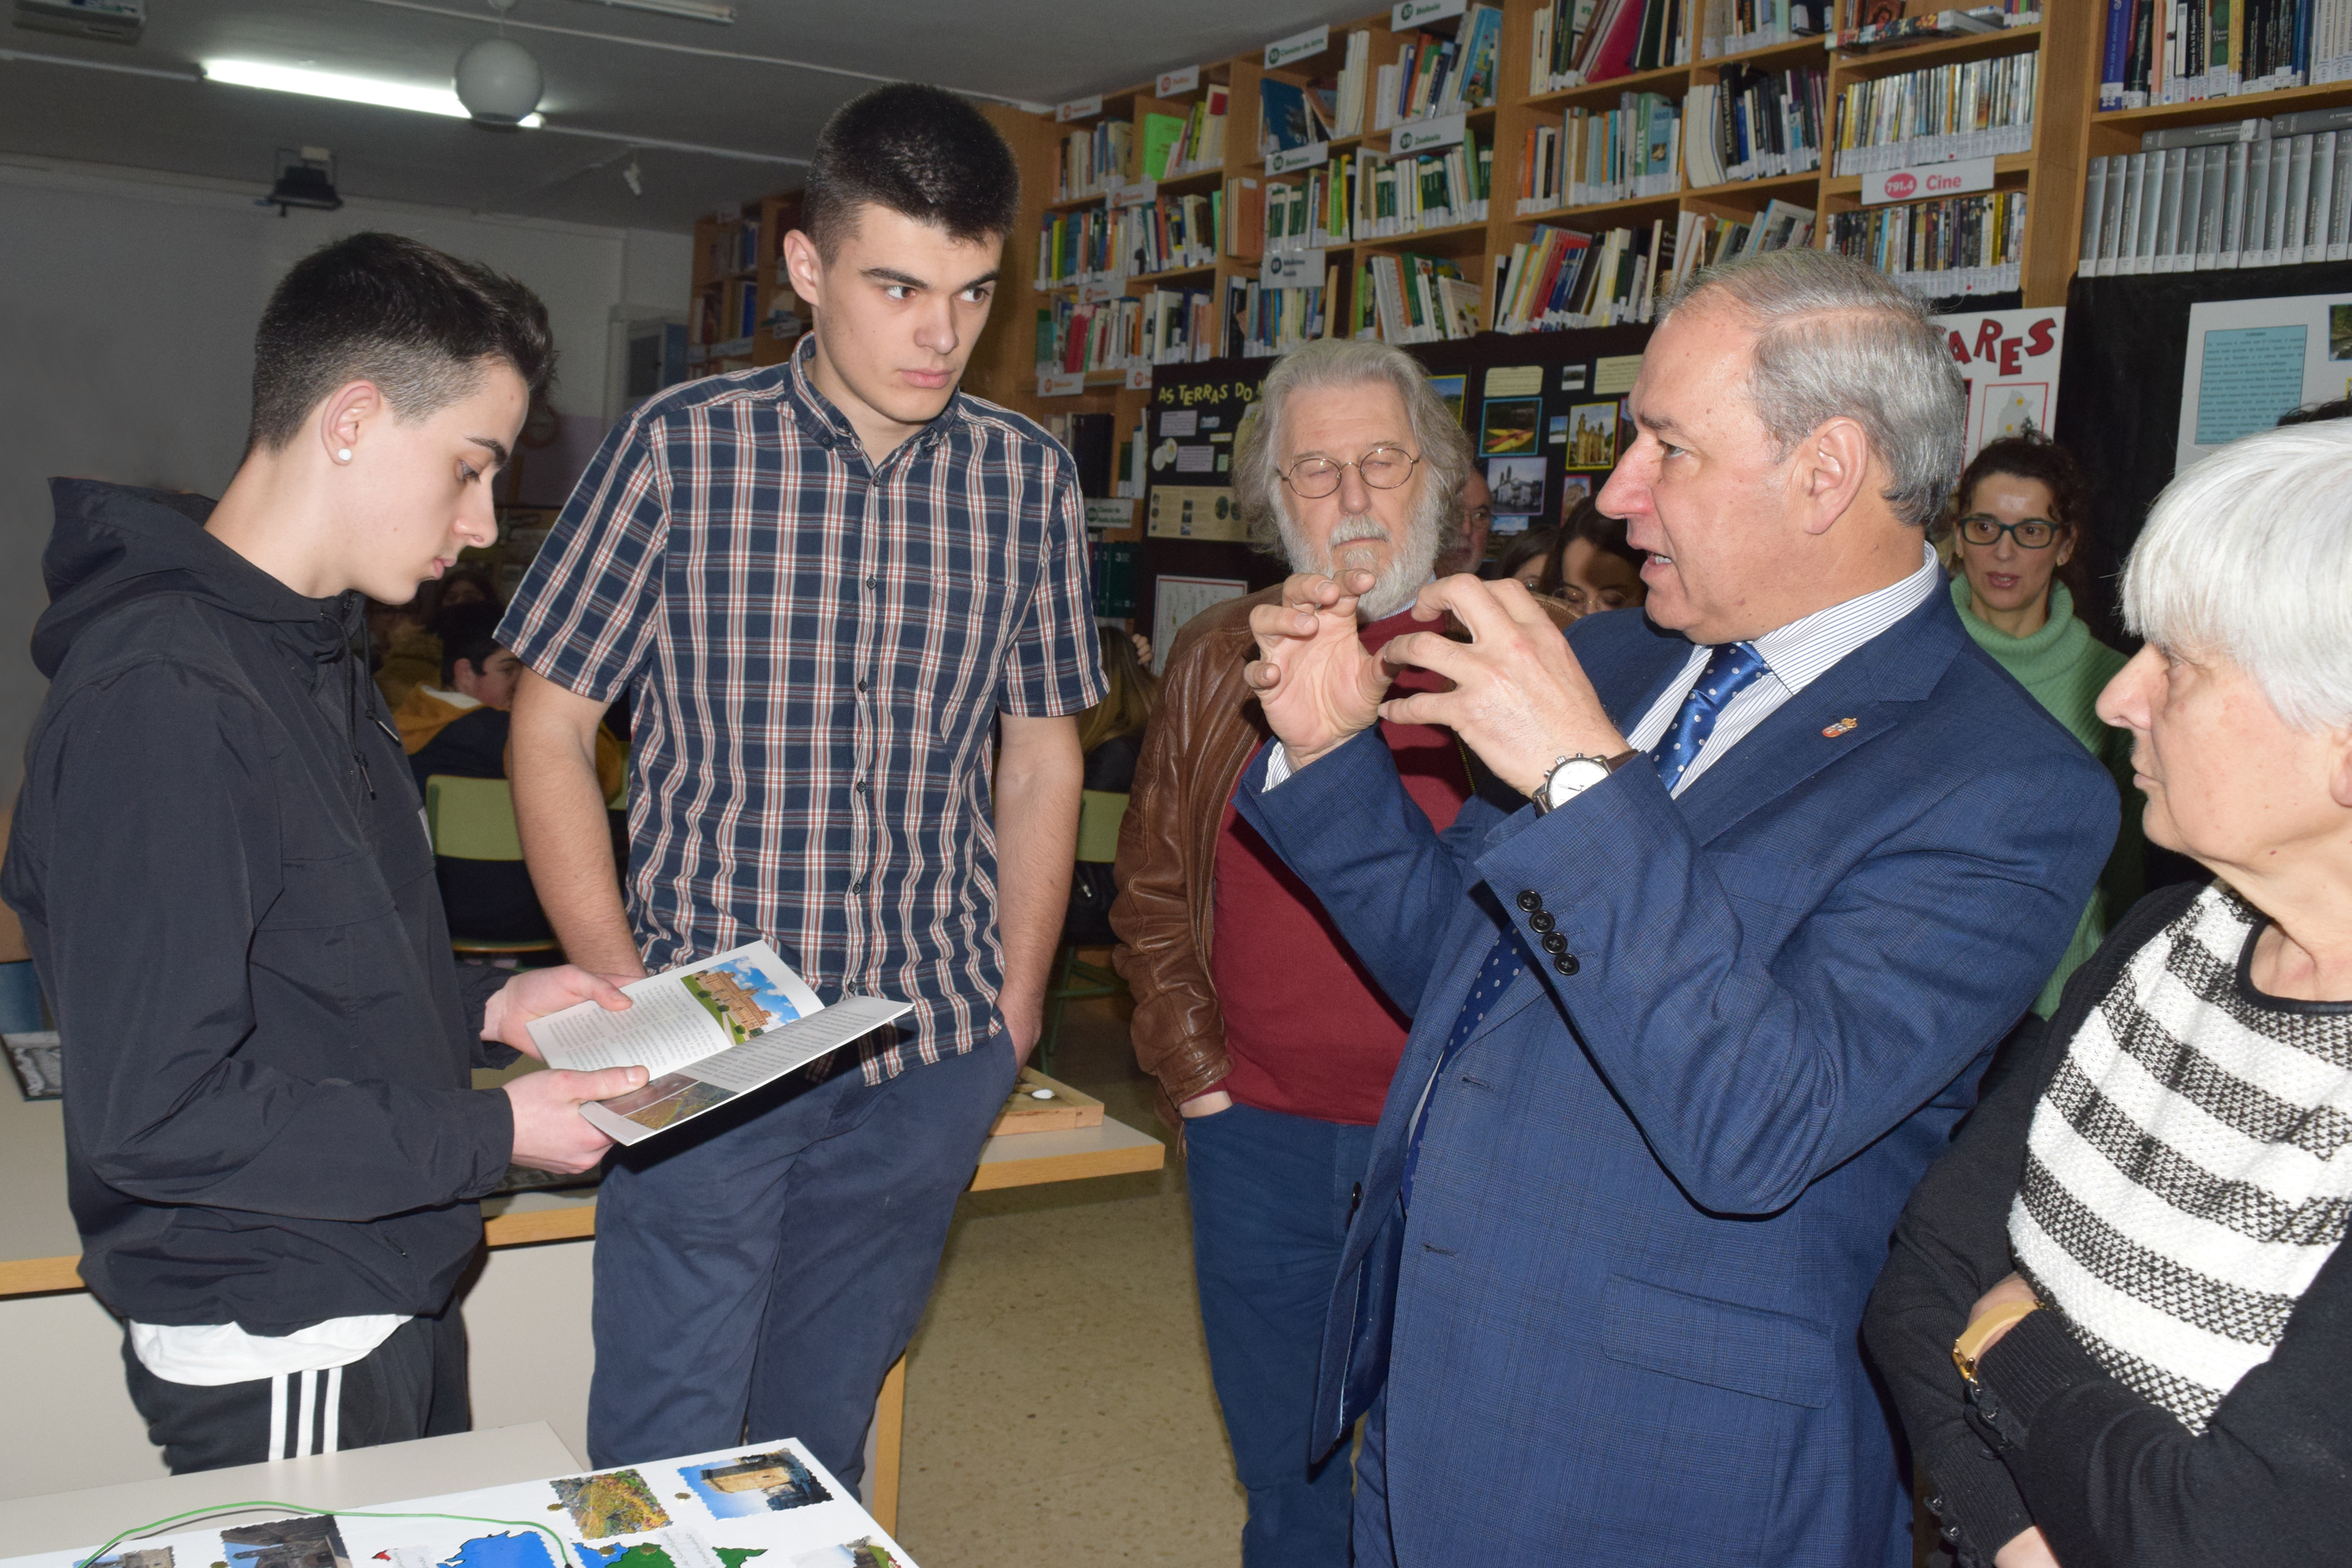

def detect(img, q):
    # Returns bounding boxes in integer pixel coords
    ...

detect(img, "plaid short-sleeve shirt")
[501,339,1105,1080]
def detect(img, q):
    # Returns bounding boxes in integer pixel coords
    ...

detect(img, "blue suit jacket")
[1233,591,2117,1566]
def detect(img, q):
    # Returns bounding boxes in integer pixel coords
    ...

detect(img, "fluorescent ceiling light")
[203,58,544,127]
[568,0,736,22]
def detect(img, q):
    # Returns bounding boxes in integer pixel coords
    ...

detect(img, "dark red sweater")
[1207,608,1474,1125]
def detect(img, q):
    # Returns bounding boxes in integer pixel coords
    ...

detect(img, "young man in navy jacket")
[3,233,644,1473]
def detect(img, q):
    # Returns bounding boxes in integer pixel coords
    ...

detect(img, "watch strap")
[1951,1300,2040,1384]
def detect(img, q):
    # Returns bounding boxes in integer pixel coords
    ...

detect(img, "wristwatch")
[1530,750,1640,814]
[1951,1300,2040,1385]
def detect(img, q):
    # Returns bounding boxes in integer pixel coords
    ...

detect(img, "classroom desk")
[0,1081,1166,1535]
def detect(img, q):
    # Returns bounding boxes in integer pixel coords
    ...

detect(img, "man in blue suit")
[1234,251,2117,1565]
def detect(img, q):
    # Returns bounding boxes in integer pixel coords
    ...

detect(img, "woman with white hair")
[1864,420,2352,1568]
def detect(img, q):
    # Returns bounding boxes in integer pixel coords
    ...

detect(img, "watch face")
[1545,757,1612,806]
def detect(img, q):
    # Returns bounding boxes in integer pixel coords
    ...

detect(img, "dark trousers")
[122,1311,468,1475]
[1185,1101,1376,1568]
[588,1037,1019,1484]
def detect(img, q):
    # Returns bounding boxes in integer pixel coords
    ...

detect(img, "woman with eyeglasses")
[1948,433,2142,1020]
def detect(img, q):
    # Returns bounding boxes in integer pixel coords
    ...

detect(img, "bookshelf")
[978,3,2099,480]
[2067,5,2352,267]
[686,189,810,376]
[677,3,2109,587]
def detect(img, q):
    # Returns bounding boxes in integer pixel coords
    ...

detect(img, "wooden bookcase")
[2067,36,2352,244]
[686,189,809,376]
[682,2,2109,571]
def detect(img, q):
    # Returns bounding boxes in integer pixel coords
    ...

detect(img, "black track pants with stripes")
[121,1311,470,1474]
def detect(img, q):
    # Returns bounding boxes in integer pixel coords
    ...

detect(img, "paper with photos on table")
[527,941,912,1145]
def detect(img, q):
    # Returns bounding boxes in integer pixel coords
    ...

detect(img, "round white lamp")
[455,37,543,126]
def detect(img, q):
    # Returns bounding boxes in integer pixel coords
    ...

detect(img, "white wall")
[0,157,690,788]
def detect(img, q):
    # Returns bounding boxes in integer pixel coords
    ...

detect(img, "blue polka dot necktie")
[1649,642,1770,794]
[1397,641,1773,1211]
[1403,928,1533,1210]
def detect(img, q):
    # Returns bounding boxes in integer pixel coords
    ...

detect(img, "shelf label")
[1266,141,1330,176]
[1156,65,1199,96]
[1864,155,1994,206]
[1055,95,1103,123]
[1264,24,1329,68]
[1391,113,1467,156]
[1391,0,1466,27]
[1110,178,1157,208]
[1079,273,1124,303]
[1125,366,1154,389]
[1085,498,1137,530]
[1038,369,1085,396]
[1260,249,1329,288]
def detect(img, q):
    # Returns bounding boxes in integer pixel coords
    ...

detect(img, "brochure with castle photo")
[527,942,911,1145]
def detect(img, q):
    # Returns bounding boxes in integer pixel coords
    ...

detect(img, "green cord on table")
[73,1504,574,1568]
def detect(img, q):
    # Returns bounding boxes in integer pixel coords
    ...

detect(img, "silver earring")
[336,448,353,463]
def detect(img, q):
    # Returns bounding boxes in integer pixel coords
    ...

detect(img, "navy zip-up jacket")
[3,480,518,1335]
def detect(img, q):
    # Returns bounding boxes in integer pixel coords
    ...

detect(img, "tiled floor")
[893,991,1247,1567]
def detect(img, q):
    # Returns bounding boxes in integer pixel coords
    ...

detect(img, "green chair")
[423,775,562,961]
[1039,789,1129,1076]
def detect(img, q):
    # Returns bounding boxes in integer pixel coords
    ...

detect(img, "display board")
[4,1443,914,1568]
[1927,306,2066,463]
[2053,262,2352,621]
[2175,291,2352,470]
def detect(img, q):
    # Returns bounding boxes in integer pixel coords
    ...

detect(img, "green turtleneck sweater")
[1952,578,2144,1017]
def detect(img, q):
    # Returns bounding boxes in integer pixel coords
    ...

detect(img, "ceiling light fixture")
[454,35,542,125]
[203,57,543,127]
[565,0,734,23]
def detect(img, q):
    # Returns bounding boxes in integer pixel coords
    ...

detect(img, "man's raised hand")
[1376,574,1625,796]
[1244,570,1392,769]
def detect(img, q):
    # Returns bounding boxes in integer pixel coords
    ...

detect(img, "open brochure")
[527,941,912,1145]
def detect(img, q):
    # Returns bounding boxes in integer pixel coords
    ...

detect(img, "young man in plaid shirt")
[499,84,1104,1479]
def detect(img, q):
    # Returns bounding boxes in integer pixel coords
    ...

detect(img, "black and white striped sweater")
[2008,881,2352,1434]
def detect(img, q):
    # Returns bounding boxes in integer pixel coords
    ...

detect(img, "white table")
[7,1423,582,1558]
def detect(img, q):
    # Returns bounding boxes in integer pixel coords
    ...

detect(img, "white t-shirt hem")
[128,1314,411,1386]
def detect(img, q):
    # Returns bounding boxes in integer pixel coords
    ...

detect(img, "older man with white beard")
[1111,339,1567,1568]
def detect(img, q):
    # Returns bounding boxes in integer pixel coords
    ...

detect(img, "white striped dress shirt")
[1625,543,1941,794]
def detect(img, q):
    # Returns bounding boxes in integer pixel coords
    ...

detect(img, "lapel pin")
[1821,717,1858,738]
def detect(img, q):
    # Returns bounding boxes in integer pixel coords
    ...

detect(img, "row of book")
[1697,0,1827,59]
[1490,219,1689,333]
[1055,119,1131,202]
[1831,50,2038,176]
[2099,0,2352,109]
[1033,191,1227,289]
[1355,252,1483,343]
[2080,116,2352,274]
[1036,285,1223,375]
[699,215,760,283]
[1381,5,1505,130]
[1532,0,1693,95]
[1225,276,1335,359]
[1517,93,1682,213]
[1672,200,1815,275]
[1143,88,1229,181]
[1358,138,1494,238]
[1684,65,1826,188]
[1824,190,2026,297]
[1836,4,2037,54]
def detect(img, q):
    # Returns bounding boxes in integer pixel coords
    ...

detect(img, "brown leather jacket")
[1110,585,1571,1127]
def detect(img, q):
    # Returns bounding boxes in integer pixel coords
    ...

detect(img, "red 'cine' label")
[1884,171,1917,198]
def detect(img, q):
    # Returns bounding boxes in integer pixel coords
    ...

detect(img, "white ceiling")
[1,0,1357,230]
